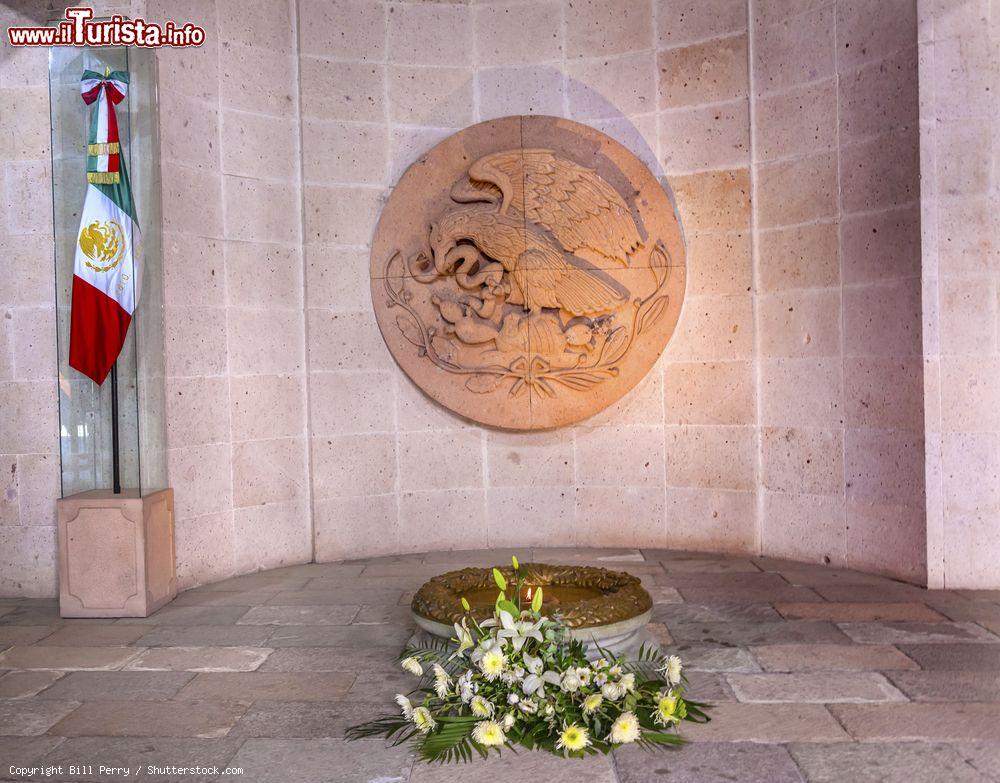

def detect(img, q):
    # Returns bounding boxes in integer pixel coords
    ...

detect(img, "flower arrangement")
[346,557,708,762]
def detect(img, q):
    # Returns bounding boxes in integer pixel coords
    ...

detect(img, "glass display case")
[48,43,167,497]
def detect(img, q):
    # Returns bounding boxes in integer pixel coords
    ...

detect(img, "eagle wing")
[467,149,644,266]
[517,245,627,317]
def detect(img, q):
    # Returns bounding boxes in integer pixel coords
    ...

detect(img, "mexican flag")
[68,68,140,385]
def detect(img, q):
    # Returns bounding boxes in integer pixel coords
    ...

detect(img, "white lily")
[452,619,475,658]
[496,609,545,652]
[523,669,562,697]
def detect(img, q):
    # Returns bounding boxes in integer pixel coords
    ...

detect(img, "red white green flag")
[68,67,140,385]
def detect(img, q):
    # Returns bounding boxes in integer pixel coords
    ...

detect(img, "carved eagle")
[450,149,644,267]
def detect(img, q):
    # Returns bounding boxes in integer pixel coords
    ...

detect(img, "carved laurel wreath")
[411,563,653,628]
[384,244,674,398]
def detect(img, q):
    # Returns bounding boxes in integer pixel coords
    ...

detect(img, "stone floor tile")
[0,606,65,626]
[424,548,524,564]
[359,562,454,578]
[684,670,738,702]
[0,699,79,735]
[775,602,946,622]
[176,671,355,702]
[237,605,359,625]
[955,742,1000,780]
[829,703,1000,740]
[0,670,64,697]
[344,669,419,702]
[265,588,404,606]
[37,671,195,701]
[258,646,401,673]
[899,643,1000,670]
[678,587,824,604]
[0,646,142,671]
[671,643,762,672]
[217,738,412,783]
[117,606,251,626]
[921,594,1000,622]
[727,672,907,703]
[775,568,900,586]
[646,586,685,604]
[886,671,1000,701]
[124,646,273,672]
[171,588,293,607]
[659,558,763,574]
[647,622,675,647]
[135,625,273,647]
[200,575,310,592]
[266,624,412,648]
[788,741,991,782]
[750,643,919,672]
[347,605,415,624]
[410,748,616,782]
[307,574,427,591]
[839,621,999,644]
[654,602,781,623]
[0,626,56,645]
[668,621,851,646]
[956,590,1000,602]
[614,741,804,783]
[228,700,384,738]
[0,736,65,767]
[659,573,792,589]
[38,624,149,646]
[680,703,849,742]
[48,700,248,738]
[815,584,933,602]
[38,737,244,782]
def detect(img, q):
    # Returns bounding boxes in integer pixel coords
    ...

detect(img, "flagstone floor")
[2,548,1000,782]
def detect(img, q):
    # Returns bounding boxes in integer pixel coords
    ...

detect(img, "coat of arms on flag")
[68,66,141,385]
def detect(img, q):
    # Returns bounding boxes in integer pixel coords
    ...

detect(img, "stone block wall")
[302,0,758,561]
[0,4,59,596]
[3,0,998,594]
[920,0,1000,588]
[749,0,926,581]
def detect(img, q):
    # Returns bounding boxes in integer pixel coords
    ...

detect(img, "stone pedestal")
[57,488,176,618]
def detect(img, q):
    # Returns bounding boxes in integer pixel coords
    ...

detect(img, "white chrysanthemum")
[502,712,516,730]
[582,693,603,714]
[518,698,537,714]
[594,658,608,670]
[661,655,682,685]
[472,720,506,747]
[601,681,625,701]
[470,695,494,718]
[620,672,636,693]
[457,670,475,703]
[575,667,592,686]
[594,672,608,687]
[608,664,623,678]
[394,694,413,719]
[411,706,436,733]
[543,703,555,717]
[507,692,520,705]
[556,723,591,752]
[479,649,507,681]
[655,691,682,726]
[431,663,451,698]
[400,657,423,676]
[609,711,641,744]
[560,671,582,693]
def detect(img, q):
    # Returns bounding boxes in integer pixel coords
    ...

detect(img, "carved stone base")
[57,488,176,618]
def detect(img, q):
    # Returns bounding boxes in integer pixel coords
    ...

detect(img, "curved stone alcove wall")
[4,0,997,596]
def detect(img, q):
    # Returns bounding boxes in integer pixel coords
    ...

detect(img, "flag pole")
[110,361,121,494]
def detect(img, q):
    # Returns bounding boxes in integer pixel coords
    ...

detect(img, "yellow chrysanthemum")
[479,649,506,680]
[655,691,682,725]
[472,719,506,747]
[609,711,641,744]
[411,706,436,733]
[582,693,603,714]
[556,723,591,752]
[470,695,495,717]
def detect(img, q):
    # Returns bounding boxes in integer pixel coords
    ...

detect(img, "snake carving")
[370,116,687,430]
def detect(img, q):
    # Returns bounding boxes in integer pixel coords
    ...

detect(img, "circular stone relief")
[371,115,686,430]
